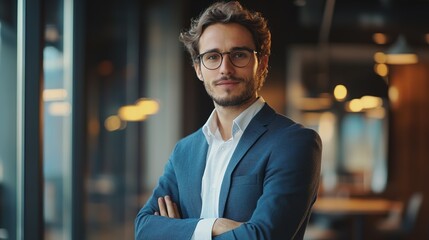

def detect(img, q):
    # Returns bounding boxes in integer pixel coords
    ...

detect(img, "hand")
[212,218,243,236]
[154,195,181,218]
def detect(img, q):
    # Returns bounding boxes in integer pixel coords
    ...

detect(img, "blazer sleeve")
[215,126,322,240]
[134,145,200,240]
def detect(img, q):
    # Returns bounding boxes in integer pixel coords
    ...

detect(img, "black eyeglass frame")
[195,47,258,70]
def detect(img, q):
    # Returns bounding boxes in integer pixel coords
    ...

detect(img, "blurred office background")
[0,0,428,239]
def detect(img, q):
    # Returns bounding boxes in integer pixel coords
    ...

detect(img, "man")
[135,1,321,239]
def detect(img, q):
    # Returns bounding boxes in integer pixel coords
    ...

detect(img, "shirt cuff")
[191,218,217,240]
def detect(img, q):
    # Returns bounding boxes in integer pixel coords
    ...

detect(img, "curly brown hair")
[179,1,271,82]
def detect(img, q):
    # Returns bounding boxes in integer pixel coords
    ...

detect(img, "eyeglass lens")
[201,50,253,70]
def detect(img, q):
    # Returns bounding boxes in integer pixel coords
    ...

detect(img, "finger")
[158,197,168,216]
[165,195,177,218]
[173,202,181,218]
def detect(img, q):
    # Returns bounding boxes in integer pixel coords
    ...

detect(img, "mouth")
[215,80,240,86]
[214,76,242,86]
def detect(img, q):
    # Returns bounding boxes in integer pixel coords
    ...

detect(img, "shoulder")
[262,115,322,177]
[272,114,321,149]
[177,128,205,144]
[258,104,320,141]
[255,105,322,154]
[274,114,320,140]
[173,128,206,152]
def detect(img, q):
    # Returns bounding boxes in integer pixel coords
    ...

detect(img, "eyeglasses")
[196,48,257,70]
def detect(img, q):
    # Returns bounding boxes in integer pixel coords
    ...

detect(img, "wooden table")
[312,197,403,240]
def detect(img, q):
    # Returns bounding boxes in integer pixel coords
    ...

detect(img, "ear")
[194,62,204,81]
[257,55,269,74]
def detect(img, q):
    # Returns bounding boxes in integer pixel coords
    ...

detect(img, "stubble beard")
[205,75,259,107]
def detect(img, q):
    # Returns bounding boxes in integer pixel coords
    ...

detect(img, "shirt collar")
[202,97,265,142]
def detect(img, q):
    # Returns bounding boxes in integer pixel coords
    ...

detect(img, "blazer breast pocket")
[226,174,262,221]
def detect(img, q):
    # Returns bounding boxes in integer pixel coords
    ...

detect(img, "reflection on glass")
[43,0,73,239]
[286,45,389,196]
[0,14,18,240]
[341,114,388,193]
[44,41,66,240]
[318,112,338,192]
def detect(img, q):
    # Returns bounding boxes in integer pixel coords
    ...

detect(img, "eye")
[204,52,221,61]
[231,51,249,59]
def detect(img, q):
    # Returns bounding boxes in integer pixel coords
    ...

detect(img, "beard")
[204,75,258,107]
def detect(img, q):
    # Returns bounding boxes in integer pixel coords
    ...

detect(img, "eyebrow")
[200,46,255,54]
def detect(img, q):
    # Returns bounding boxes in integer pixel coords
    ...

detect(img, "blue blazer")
[135,104,322,240]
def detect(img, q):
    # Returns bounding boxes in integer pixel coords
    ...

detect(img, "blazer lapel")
[187,131,208,217]
[218,104,275,217]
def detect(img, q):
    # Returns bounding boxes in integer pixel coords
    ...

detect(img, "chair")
[376,192,424,239]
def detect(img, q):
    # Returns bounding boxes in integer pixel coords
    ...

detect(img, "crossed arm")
[156,196,243,237]
[136,127,322,239]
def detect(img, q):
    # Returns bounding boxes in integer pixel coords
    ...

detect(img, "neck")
[214,96,258,140]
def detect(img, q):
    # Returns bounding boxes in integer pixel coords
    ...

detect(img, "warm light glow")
[48,102,71,116]
[98,60,114,76]
[373,52,387,63]
[43,89,67,101]
[347,99,363,112]
[318,112,336,141]
[386,35,419,65]
[388,86,399,103]
[386,53,419,65]
[117,98,159,122]
[295,96,332,111]
[136,98,160,115]
[333,85,347,101]
[118,105,148,121]
[302,113,323,124]
[374,63,388,77]
[425,33,429,44]
[372,33,388,45]
[89,118,100,137]
[45,26,60,42]
[360,95,383,109]
[366,107,386,119]
[105,115,126,131]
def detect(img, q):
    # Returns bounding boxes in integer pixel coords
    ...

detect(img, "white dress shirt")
[191,97,265,240]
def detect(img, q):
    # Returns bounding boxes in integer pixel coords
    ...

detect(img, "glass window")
[286,45,389,196]
[43,0,73,239]
[0,2,18,239]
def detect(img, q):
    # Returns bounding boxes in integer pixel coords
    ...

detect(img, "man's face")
[194,23,267,107]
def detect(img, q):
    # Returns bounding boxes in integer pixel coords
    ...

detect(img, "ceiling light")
[346,99,363,112]
[373,33,388,45]
[136,98,160,115]
[373,52,387,63]
[374,63,388,77]
[105,115,126,131]
[385,35,418,65]
[118,105,147,121]
[333,85,347,101]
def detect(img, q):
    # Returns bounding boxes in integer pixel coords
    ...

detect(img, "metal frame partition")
[17,0,44,239]
[16,0,85,239]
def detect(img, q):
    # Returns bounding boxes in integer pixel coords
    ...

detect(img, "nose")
[218,53,235,75]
